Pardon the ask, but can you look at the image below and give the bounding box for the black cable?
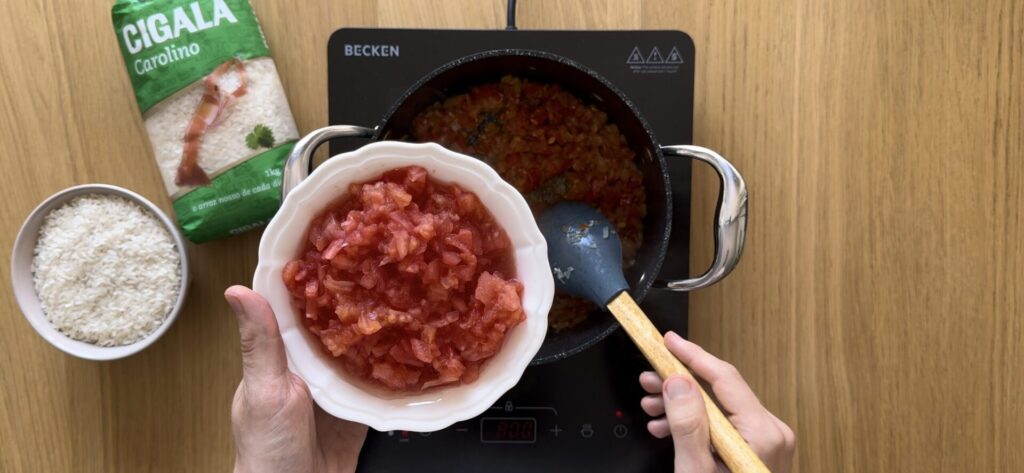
[506,0,518,30]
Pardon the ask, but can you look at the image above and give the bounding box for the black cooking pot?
[282,50,747,364]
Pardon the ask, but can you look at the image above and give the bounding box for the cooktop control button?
[580,424,594,438]
[550,425,563,437]
[613,424,628,438]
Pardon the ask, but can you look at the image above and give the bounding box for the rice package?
[112,0,298,242]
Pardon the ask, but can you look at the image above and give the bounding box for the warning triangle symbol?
[626,47,645,64]
[665,46,684,64]
[646,46,665,64]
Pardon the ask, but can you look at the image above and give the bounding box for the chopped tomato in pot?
[283,166,525,392]
[410,76,646,331]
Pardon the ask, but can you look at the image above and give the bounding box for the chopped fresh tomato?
[284,166,524,392]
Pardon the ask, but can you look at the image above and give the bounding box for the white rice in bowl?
[31,194,181,346]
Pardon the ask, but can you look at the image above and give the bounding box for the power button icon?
[613,424,628,438]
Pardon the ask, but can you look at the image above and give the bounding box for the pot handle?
[656,145,748,291]
[282,125,375,200]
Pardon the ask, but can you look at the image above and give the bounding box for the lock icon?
[580,423,594,438]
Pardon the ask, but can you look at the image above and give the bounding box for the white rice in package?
[112,0,298,242]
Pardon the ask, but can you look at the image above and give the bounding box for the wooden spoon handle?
[606,292,770,473]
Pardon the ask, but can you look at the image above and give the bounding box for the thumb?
[663,376,716,473]
[225,285,288,387]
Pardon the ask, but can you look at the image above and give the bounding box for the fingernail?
[225,292,244,317]
[665,377,692,400]
[664,331,681,343]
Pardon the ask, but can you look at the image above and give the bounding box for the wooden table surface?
[1,1,1021,471]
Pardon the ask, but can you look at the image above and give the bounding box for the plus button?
[549,425,563,437]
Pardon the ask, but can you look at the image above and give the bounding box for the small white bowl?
[254,141,553,432]
[10,184,190,361]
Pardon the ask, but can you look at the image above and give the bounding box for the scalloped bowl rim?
[253,141,553,432]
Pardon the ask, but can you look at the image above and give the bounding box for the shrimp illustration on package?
[112,0,299,242]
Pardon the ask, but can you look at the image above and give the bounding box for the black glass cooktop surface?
[328,27,695,473]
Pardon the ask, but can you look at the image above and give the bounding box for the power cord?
[506,0,518,30]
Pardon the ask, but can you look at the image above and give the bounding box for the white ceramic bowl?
[254,141,553,432]
[10,184,191,361]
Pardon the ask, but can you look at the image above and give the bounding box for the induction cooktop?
[327,27,696,473]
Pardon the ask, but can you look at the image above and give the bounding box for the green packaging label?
[173,143,293,243]
[113,0,298,243]
[112,0,270,114]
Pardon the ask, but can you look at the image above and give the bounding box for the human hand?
[225,285,368,473]
[639,332,795,473]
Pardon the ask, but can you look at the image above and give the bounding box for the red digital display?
[480,417,537,443]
